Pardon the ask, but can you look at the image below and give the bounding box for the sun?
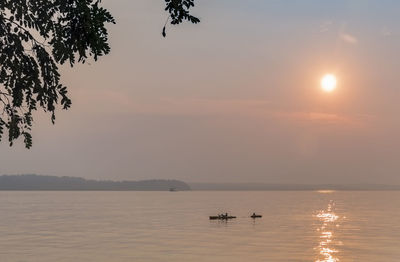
[321,74,337,92]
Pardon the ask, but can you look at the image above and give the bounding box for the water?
[0,191,399,261]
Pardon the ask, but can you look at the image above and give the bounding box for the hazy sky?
[1,0,400,184]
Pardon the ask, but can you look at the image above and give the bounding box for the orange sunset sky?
[2,0,400,184]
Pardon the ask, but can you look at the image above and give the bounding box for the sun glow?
[321,74,337,92]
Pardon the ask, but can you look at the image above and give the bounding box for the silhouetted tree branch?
[163,0,200,37]
[0,0,199,148]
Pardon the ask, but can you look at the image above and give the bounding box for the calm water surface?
[0,191,399,261]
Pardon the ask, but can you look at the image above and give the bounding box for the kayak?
[250,215,262,218]
[209,216,236,220]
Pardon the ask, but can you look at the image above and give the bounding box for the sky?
[1,0,400,184]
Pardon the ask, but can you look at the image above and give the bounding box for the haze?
[1,0,400,184]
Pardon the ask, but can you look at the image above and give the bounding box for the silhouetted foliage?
[0,0,199,148]
[0,0,115,148]
[162,0,200,37]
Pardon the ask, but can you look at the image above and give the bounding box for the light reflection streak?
[314,200,341,262]
[317,190,336,194]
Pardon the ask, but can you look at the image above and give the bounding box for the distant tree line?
[0,174,191,191]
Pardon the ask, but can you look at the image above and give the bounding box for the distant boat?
[209,214,236,220]
[169,188,177,192]
[250,213,262,218]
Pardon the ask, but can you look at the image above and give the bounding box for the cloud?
[130,97,367,127]
[134,98,272,116]
[381,27,394,37]
[319,21,333,33]
[73,93,272,117]
[71,90,369,128]
[340,33,358,44]
[278,111,373,128]
[287,112,350,123]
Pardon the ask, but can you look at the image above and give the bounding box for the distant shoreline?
[188,183,400,191]
[1,175,399,191]
[0,174,191,191]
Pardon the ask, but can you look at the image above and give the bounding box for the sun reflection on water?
[314,201,341,262]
